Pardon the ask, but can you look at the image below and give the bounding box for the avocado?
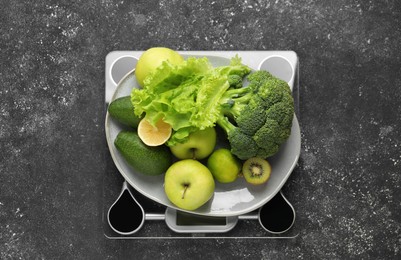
[108,96,141,128]
[114,131,172,176]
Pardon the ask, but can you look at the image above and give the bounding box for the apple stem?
[182,184,189,199]
[191,148,196,160]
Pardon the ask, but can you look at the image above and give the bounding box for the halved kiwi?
[242,157,271,185]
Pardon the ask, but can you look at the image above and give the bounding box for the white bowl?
[105,54,301,217]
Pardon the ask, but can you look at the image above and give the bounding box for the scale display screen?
[176,211,227,226]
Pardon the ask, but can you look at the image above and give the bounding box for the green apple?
[169,127,216,160]
[164,159,215,211]
[135,47,184,87]
[207,148,241,183]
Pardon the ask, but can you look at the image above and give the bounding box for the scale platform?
[102,50,301,239]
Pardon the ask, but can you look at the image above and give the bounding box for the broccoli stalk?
[216,70,294,160]
[219,87,253,118]
[216,116,259,160]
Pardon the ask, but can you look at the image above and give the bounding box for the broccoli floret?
[247,70,273,87]
[237,105,267,136]
[228,74,243,89]
[216,70,294,159]
[265,101,294,128]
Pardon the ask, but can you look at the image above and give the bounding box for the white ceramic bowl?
[105,54,301,217]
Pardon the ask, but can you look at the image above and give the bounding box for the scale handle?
[146,212,260,221]
[145,213,165,221]
[238,213,259,220]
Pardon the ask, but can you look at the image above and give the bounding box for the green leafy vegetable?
[131,56,251,145]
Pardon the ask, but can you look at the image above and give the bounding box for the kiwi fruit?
[242,157,271,185]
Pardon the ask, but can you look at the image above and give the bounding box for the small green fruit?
[207,148,241,183]
[242,157,271,185]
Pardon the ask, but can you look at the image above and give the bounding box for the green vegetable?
[131,54,294,159]
[108,96,142,128]
[131,56,251,145]
[227,74,244,89]
[114,131,172,176]
[216,70,294,159]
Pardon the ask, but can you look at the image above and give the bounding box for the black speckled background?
[1,0,400,259]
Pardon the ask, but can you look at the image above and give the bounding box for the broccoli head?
[217,70,294,160]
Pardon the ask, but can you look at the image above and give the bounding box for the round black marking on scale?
[107,183,145,235]
[258,191,295,234]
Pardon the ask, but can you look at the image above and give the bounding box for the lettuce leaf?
[131,56,251,145]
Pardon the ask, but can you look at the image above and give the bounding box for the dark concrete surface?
[1,0,400,259]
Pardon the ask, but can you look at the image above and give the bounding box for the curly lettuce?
[131,56,251,145]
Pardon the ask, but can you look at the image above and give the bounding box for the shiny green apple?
[135,47,184,87]
[164,159,215,211]
[169,128,216,160]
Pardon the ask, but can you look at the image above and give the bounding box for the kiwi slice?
[242,157,272,185]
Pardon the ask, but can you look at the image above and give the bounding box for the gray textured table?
[1,1,400,259]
